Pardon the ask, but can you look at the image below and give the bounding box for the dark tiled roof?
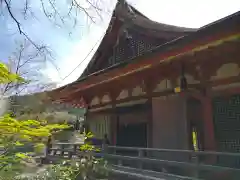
[80,0,196,78]
[55,2,239,93]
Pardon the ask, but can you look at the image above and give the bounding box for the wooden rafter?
[50,30,240,109]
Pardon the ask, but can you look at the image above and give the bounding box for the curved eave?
[51,9,240,99]
[51,31,240,102]
[117,8,197,34]
[80,2,197,78]
[81,10,239,81]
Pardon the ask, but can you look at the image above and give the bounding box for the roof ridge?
[115,0,196,32]
[80,0,197,78]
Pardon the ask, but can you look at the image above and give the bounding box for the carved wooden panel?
[111,30,160,63]
[154,79,172,92]
[90,96,100,106]
[210,63,240,81]
[101,94,111,104]
[116,89,129,100]
[176,74,200,85]
[132,85,145,96]
[99,29,166,71]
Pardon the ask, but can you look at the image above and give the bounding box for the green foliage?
[16,132,108,180]
[27,158,108,180]
[0,62,24,83]
[0,114,68,147]
[79,131,99,152]
[0,114,69,177]
[0,62,70,178]
[1,61,108,179]
[84,132,94,139]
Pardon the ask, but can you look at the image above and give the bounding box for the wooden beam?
[59,33,240,98]
[54,74,240,109]
[210,76,240,87]
[90,88,176,109]
[54,38,240,108]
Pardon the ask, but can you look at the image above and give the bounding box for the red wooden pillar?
[144,74,155,148]
[202,94,216,151]
[196,61,216,151]
[110,102,118,145]
[147,108,152,147]
[147,98,153,148]
[110,111,117,145]
[109,90,119,145]
[191,91,216,151]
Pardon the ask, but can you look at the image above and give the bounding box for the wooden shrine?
[50,0,240,155]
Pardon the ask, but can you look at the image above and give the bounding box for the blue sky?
[0,0,239,88]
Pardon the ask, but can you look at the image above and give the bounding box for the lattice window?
[92,29,168,72]
[212,94,240,167]
[106,29,165,68]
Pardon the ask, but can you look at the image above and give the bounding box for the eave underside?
[50,31,240,108]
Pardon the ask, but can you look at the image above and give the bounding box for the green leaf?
[15,153,28,159]
[0,62,25,83]
[14,141,24,146]
[34,143,45,153]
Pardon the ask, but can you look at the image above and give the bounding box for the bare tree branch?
[3,0,104,36]
[73,0,96,23]
[1,0,105,96]
[3,0,62,75]
[3,0,22,34]
[15,42,24,74]
[2,40,57,96]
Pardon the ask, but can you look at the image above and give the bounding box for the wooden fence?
[42,143,240,180]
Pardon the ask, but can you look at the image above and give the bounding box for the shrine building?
[50,1,240,153]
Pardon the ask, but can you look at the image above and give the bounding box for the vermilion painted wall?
[152,95,189,150]
[151,95,189,162]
